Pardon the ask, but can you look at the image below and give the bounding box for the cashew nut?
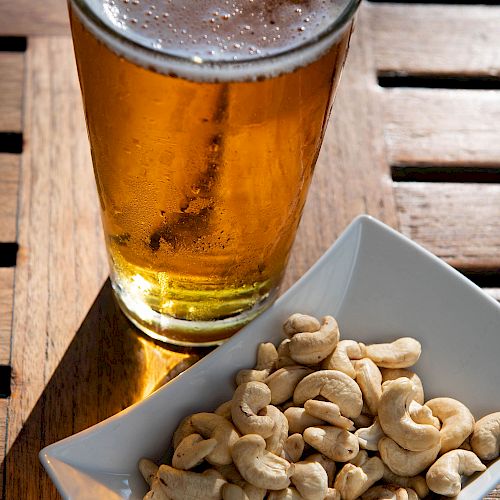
[378,378,440,451]
[321,340,365,378]
[361,485,418,500]
[407,400,440,430]
[139,458,159,486]
[231,382,275,438]
[426,449,486,496]
[260,405,288,455]
[221,482,265,500]
[333,456,384,500]
[190,413,240,465]
[471,412,500,461]
[380,368,425,405]
[284,407,326,434]
[173,415,197,449]
[354,358,382,415]
[236,343,278,385]
[157,464,226,500]
[243,484,266,500]
[426,397,475,454]
[325,488,341,500]
[293,370,363,418]
[355,418,385,451]
[172,433,217,470]
[302,453,336,487]
[352,413,373,429]
[378,436,440,476]
[214,463,246,487]
[215,400,233,420]
[231,434,293,490]
[303,426,359,462]
[288,316,340,365]
[304,399,354,430]
[222,483,248,500]
[267,488,302,500]
[290,460,328,500]
[283,313,320,337]
[382,466,429,498]
[144,477,170,500]
[349,449,369,467]
[265,366,313,405]
[364,338,421,369]
[284,433,305,463]
[276,339,295,368]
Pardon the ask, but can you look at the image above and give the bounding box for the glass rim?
[69,0,361,71]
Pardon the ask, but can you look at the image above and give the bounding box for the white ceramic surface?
[40,215,500,499]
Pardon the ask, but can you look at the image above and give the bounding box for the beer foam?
[73,0,357,81]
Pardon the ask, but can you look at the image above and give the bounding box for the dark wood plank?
[370,4,500,77]
[395,182,500,271]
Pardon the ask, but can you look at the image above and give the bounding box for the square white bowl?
[40,215,500,499]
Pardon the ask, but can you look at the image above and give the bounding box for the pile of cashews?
[140,313,500,500]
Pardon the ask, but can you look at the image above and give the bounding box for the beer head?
[70,0,359,81]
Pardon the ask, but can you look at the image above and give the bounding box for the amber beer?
[69,0,359,345]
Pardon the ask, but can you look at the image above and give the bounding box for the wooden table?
[0,1,499,498]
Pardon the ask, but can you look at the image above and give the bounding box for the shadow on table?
[2,280,209,500]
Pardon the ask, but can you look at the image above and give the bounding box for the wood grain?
[0,268,14,365]
[370,3,500,77]
[0,53,24,132]
[395,182,500,271]
[5,36,108,461]
[382,89,500,167]
[283,7,398,289]
[0,0,69,36]
[0,155,20,242]
[4,281,200,500]
[0,1,499,498]
[0,399,9,495]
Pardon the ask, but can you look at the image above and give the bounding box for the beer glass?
[69,0,360,345]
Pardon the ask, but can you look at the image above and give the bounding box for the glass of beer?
[68,0,360,345]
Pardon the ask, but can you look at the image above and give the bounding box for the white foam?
[70,0,358,82]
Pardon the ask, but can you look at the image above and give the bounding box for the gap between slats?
[0,37,27,52]
[379,74,500,90]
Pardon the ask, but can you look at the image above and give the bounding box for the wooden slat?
[5,36,108,473]
[382,89,500,166]
[0,269,14,365]
[370,4,500,76]
[0,0,68,36]
[0,399,9,495]
[283,5,397,288]
[0,155,20,242]
[0,53,24,132]
[4,281,199,500]
[395,183,500,270]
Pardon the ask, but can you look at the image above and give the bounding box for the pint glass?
[69,0,360,345]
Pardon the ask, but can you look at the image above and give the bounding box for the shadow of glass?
[2,279,208,499]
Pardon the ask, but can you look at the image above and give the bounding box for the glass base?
[112,281,278,346]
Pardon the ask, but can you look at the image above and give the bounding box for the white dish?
[40,215,500,499]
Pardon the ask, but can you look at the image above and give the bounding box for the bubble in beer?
[100,0,348,62]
